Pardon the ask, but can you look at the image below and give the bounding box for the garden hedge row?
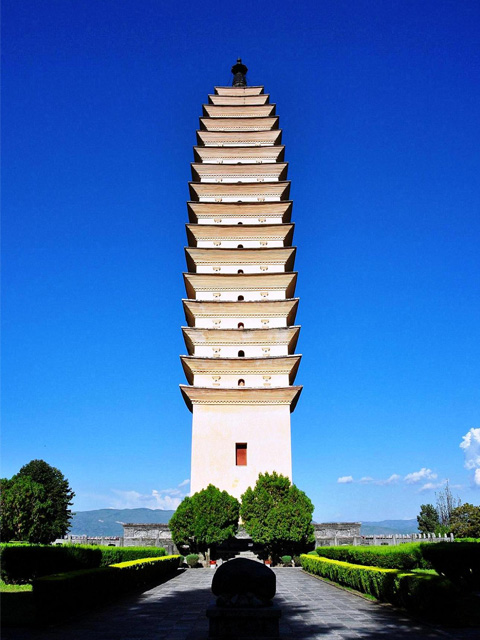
[312,543,428,571]
[300,554,458,616]
[0,544,167,584]
[420,542,480,589]
[33,555,180,621]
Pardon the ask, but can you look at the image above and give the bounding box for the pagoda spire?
[231,58,248,87]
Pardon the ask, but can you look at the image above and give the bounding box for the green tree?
[417,503,439,534]
[1,460,75,543]
[169,484,240,557]
[449,503,480,538]
[240,472,314,560]
[435,481,461,527]
[0,476,54,543]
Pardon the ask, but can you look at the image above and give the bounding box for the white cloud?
[404,468,438,484]
[460,429,480,486]
[337,476,354,484]
[178,479,190,488]
[474,469,480,487]
[359,477,374,484]
[110,483,189,511]
[379,474,401,485]
[418,481,446,492]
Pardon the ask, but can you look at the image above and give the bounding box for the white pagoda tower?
[180,60,302,500]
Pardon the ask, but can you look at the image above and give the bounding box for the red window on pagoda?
[236,443,247,466]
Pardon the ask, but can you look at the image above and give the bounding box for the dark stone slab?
[207,602,281,639]
[212,558,276,606]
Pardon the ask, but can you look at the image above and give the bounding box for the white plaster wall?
[196,265,284,274]
[195,318,287,329]
[190,403,292,500]
[197,217,284,225]
[198,196,281,203]
[199,178,279,183]
[204,142,275,147]
[200,159,276,164]
[198,241,283,248]
[193,373,289,387]
[194,345,287,358]
[198,291,285,301]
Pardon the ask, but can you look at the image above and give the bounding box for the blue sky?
[2,0,480,522]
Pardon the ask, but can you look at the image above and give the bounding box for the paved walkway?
[3,568,478,639]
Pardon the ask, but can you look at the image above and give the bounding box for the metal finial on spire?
[231,58,248,87]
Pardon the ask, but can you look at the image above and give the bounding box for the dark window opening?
[238,269,244,274]
[237,244,244,248]
[238,322,244,329]
[238,350,245,357]
[238,222,243,225]
[238,295,244,301]
[236,443,247,466]
[238,379,245,387]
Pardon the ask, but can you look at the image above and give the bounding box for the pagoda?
[180,60,302,500]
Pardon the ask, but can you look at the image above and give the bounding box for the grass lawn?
[1,580,33,592]
[1,581,36,627]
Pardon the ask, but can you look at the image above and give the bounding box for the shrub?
[0,544,101,584]
[293,555,302,567]
[186,553,199,568]
[95,546,167,566]
[281,555,292,566]
[300,555,458,616]
[420,541,480,589]
[240,472,314,559]
[169,485,239,555]
[33,555,180,621]
[313,543,428,571]
[0,544,168,584]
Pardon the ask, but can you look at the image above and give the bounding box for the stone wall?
[123,523,178,555]
[122,522,363,552]
[313,522,362,547]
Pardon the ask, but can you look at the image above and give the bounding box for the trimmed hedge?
[420,541,480,589]
[95,546,167,566]
[33,555,180,621]
[0,544,167,584]
[313,543,428,571]
[300,555,458,616]
[0,544,101,584]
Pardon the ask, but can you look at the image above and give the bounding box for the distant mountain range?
[360,519,418,535]
[69,509,419,537]
[69,508,175,537]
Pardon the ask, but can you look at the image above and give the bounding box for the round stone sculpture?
[211,558,276,607]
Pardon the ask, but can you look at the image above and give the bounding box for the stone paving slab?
[2,567,479,639]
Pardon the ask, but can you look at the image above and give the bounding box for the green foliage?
[313,543,429,571]
[293,555,302,567]
[0,477,52,544]
[281,555,292,565]
[94,546,167,566]
[449,503,480,538]
[0,544,101,584]
[300,555,459,617]
[0,543,167,584]
[417,504,439,534]
[435,481,461,527]
[185,553,199,568]
[1,460,75,544]
[169,484,240,553]
[420,541,480,589]
[33,556,180,623]
[240,472,314,559]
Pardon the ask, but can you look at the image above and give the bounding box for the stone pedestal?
[207,603,281,639]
